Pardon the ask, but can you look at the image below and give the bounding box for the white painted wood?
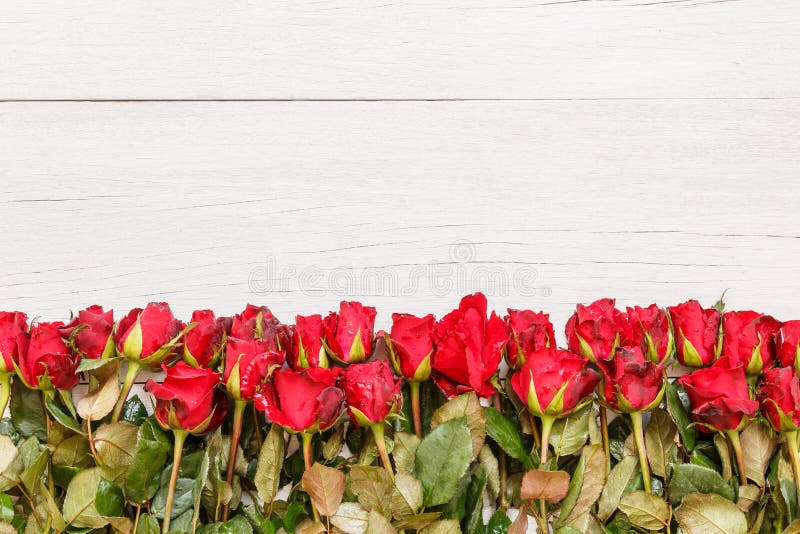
[2,0,799,100]
[2,100,798,337]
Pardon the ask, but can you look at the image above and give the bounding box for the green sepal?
[678,331,704,368]
[226,358,242,401]
[348,406,375,427]
[138,322,197,369]
[348,329,367,363]
[412,354,432,382]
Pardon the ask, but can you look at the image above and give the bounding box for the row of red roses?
[3,295,800,528]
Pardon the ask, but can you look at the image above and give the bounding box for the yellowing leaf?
[674,492,747,534]
[302,462,345,517]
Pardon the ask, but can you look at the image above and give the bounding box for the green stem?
[0,373,11,419]
[599,406,611,474]
[301,432,321,523]
[630,411,652,493]
[371,424,395,481]
[111,361,141,423]
[222,400,247,521]
[493,394,508,510]
[538,415,555,529]
[162,429,188,534]
[786,431,800,508]
[726,429,748,486]
[410,381,422,439]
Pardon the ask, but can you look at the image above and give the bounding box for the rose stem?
[599,405,611,473]
[492,394,508,510]
[162,429,188,534]
[726,429,748,486]
[301,432,321,523]
[111,361,141,423]
[630,411,652,493]
[528,412,541,450]
[371,423,395,482]
[252,408,264,450]
[410,381,423,439]
[785,431,800,506]
[222,399,247,521]
[0,373,11,420]
[538,415,556,530]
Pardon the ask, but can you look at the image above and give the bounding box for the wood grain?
[2,0,798,100]
[2,99,798,336]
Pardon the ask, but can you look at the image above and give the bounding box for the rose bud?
[565,298,629,362]
[146,362,229,435]
[59,305,114,360]
[432,293,509,398]
[182,309,226,368]
[625,304,674,364]
[668,300,720,367]
[598,346,666,413]
[17,322,79,390]
[230,304,292,352]
[510,348,601,420]
[323,301,378,364]
[777,321,800,369]
[253,367,344,433]
[115,302,185,368]
[341,360,403,426]
[758,366,800,433]
[224,337,285,402]
[677,356,758,432]
[720,310,782,375]
[384,313,435,381]
[0,312,29,375]
[505,309,555,370]
[290,314,328,369]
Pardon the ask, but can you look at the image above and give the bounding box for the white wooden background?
[2,0,800,341]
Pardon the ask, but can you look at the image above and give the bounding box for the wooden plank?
[2,100,797,333]
[1,0,798,100]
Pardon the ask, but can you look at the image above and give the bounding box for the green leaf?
[52,434,92,468]
[254,425,285,506]
[0,494,13,523]
[619,491,670,530]
[94,421,139,470]
[392,512,441,530]
[557,444,606,526]
[391,472,423,519]
[76,356,121,373]
[668,464,735,506]
[125,419,172,504]
[136,513,160,534]
[484,407,528,464]
[121,395,149,425]
[420,519,462,534]
[463,465,487,534]
[486,510,511,534]
[431,392,486,458]
[43,393,85,435]
[19,441,48,495]
[479,444,501,498]
[9,380,46,441]
[152,477,195,519]
[666,382,697,451]
[674,492,747,533]
[644,408,678,479]
[596,456,639,522]
[440,473,470,520]
[393,432,421,474]
[0,435,22,492]
[415,416,473,507]
[62,467,110,529]
[549,404,591,457]
[350,465,393,518]
[95,477,125,517]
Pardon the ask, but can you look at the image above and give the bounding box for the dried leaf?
[674,492,747,534]
[331,502,370,534]
[76,360,120,421]
[644,408,677,479]
[420,519,462,534]
[520,469,570,502]
[393,432,421,474]
[302,462,345,517]
[367,510,397,534]
[350,465,393,517]
[255,425,285,505]
[619,491,670,530]
[740,421,776,487]
[508,506,529,534]
[391,472,423,519]
[558,444,606,525]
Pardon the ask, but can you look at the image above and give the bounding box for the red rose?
[511,348,600,418]
[290,314,328,369]
[224,337,285,401]
[115,302,184,368]
[230,304,292,352]
[18,322,79,390]
[598,346,666,413]
[668,300,720,367]
[323,301,377,364]
[777,320,800,369]
[146,362,229,435]
[625,304,674,364]
[720,310,781,375]
[432,293,509,398]
[758,366,800,432]
[341,360,402,426]
[0,312,28,375]
[385,313,435,381]
[565,298,628,362]
[677,357,758,432]
[59,305,114,360]
[182,309,225,368]
[254,367,344,433]
[505,309,555,369]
